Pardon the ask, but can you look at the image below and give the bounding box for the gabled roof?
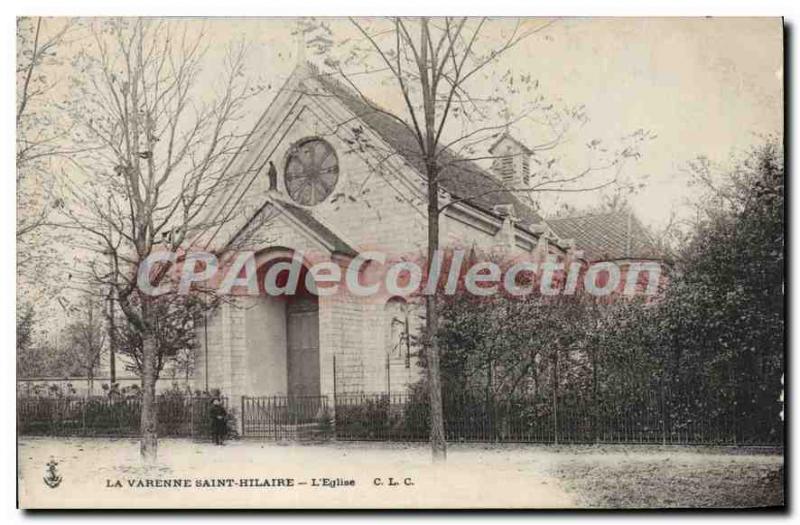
[203,62,547,253]
[546,211,661,262]
[226,197,358,258]
[308,66,544,229]
[488,132,533,155]
[276,200,358,257]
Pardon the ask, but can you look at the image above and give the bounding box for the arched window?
[384,297,410,369]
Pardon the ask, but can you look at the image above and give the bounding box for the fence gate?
[241,396,331,440]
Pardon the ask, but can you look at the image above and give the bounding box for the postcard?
[16,16,784,509]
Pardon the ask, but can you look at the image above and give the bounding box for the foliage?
[421,138,784,444]
[649,139,784,431]
[17,385,235,440]
[594,140,784,438]
[314,407,335,439]
[18,382,79,398]
[334,397,391,439]
[16,303,39,376]
[16,303,80,379]
[431,255,600,403]
[113,294,205,379]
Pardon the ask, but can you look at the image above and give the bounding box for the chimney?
[489,132,532,188]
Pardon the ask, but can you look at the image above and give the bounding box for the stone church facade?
[192,61,660,407]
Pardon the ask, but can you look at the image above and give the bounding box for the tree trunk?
[425,297,446,461]
[140,331,158,462]
[591,348,598,444]
[552,351,559,445]
[418,18,446,462]
[425,169,446,463]
[108,289,117,385]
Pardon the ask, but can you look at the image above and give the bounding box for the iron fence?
[240,395,331,440]
[331,385,783,445]
[17,395,229,440]
[20,386,782,446]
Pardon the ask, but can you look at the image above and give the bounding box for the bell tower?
[489,132,533,188]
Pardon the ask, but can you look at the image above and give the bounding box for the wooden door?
[286,298,320,397]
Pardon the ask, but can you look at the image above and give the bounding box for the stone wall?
[193,76,551,406]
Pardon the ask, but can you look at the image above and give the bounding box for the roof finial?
[500,102,511,135]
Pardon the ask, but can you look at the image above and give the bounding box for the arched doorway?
[240,250,327,438]
[258,250,321,397]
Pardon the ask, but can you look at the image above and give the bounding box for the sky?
[184,17,783,226]
[537,17,783,222]
[35,17,784,228]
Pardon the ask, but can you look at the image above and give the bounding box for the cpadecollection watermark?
[137,250,663,299]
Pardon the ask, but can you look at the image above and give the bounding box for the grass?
[546,446,784,508]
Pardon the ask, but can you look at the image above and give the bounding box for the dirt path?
[20,438,782,509]
[18,438,576,509]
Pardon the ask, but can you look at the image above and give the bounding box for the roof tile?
[546,211,660,261]
[310,69,544,229]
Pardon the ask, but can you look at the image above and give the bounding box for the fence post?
[552,354,559,445]
[592,355,599,445]
[241,396,246,438]
[332,355,338,440]
[332,355,337,404]
[659,381,667,445]
[730,375,738,446]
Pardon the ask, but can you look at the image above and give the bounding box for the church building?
[192,61,660,411]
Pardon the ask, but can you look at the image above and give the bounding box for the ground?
[17,437,783,509]
[543,444,784,508]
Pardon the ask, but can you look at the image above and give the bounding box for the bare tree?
[17,16,80,309]
[63,294,107,395]
[17,17,73,240]
[306,17,653,461]
[58,19,265,460]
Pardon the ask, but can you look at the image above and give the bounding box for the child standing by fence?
[210,398,227,445]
